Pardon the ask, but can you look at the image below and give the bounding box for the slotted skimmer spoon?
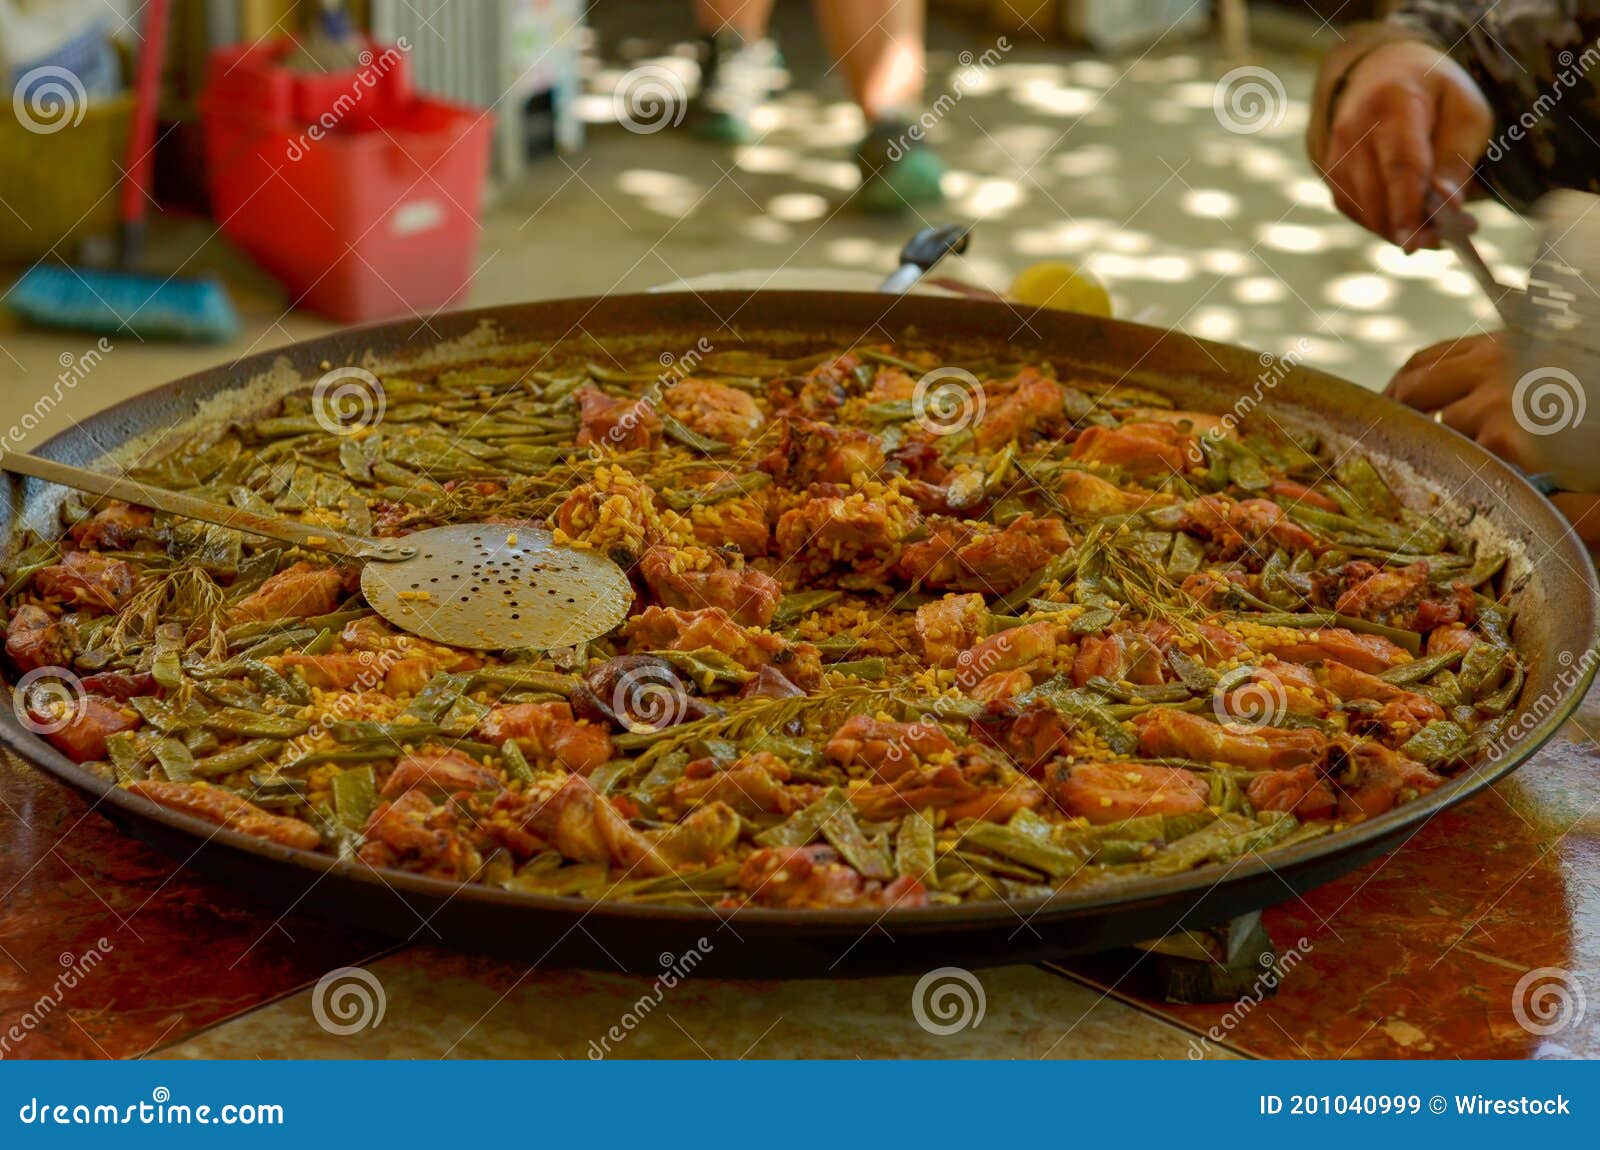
[1,451,634,650]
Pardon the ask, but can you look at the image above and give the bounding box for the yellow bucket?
[0,93,132,262]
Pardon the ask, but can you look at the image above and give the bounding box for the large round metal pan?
[3,291,1595,977]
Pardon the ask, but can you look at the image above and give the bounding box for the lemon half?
[1008,261,1113,317]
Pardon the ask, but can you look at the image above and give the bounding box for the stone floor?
[0,2,1526,447]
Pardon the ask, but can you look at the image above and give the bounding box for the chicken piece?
[761,417,885,486]
[998,703,1075,772]
[276,653,373,690]
[638,545,782,627]
[654,801,743,867]
[667,752,821,817]
[383,656,441,698]
[67,501,153,549]
[226,561,344,625]
[1427,623,1477,656]
[973,370,1066,450]
[1319,661,1445,741]
[1071,629,1165,687]
[825,714,956,781]
[739,665,805,700]
[1180,495,1317,562]
[1045,760,1208,825]
[1134,708,1327,770]
[475,702,615,775]
[1071,421,1196,478]
[1218,660,1333,717]
[971,669,1033,702]
[915,593,990,668]
[850,752,1043,823]
[1114,407,1236,439]
[1259,627,1411,674]
[774,489,919,578]
[688,495,771,557]
[1057,469,1176,517]
[1268,479,1340,513]
[623,606,822,688]
[771,353,861,415]
[359,789,482,879]
[1330,561,1429,619]
[38,695,141,762]
[573,382,661,451]
[129,780,322,851]
[955,621,1059,689]
[78,671,158,700]
[514,775,672,876]
[895,514,1071,595]
[661,378,765,444]
[734,844,928,910]
[866,366,917,402]
[552,464,691,561]
[1337,742,1443,820]
[1246,764,1336,819]
[4,604,70,673]
[382,746,505,799]
[33,551,137,612]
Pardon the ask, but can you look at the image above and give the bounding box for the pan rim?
[4,290,1595,933]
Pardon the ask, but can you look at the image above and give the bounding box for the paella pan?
[0,291,1593,976]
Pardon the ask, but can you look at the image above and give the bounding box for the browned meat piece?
[739,665,805,700]
[1134,708,1327,770]
[1427,622,1477,656]
[970,669,1032,701]
[37,695,140,762]
[767,353,862,415]
[762,418,886,485]
[1071,422,1195,478]
[129,780,323,851]
[513,775,671,876]
[34,551,137,612]
[774,490,918,577]
[1314,560,1474,632]
[825,714,956,781]
[1247,764,1337,820]
[1259,627,1411,674]
[1045,760,1208,824]
[623,605,822,688]
[1057,469,1176,517]
[276,653,373,690]
[67,501,153,549]
[996,703,1075,772]
[638,545,782,627]
[733,844,927,909]
[1179,495,1317,562]
[359,789,482,880]
[972,369,1066,450]
[896,514,1070,595]
[382,746,505,799]
[915,593,989,668]
[226,561,343,624]
[1070,630,1165,687]
[4,604,70,673]
[667,752,821,817]
[850,752,1043,823]
[1336,742,1443,820]
[661,379,765,443]
[475,702,615,775]
[573,382,661,451]
[955,621,1059,688]
[78,671,158,700]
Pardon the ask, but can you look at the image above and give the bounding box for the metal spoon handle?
[1429,194,1524,329]
[1,450,414,562]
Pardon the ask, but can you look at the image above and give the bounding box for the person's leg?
[693,0,783,143]
[811,0,923,122]
[694,0,775,39]
[812,0,943,212]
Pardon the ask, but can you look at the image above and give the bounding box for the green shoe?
[692,32,784,144]
[856,119,946,214]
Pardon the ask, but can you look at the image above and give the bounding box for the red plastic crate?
[201,40,491,323]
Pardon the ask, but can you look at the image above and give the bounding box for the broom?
[6,0,238,342]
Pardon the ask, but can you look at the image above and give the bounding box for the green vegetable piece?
[152,737,196,782]
[894,809,938,887]
[960,820,1081,879]
[500,739,536,784]
[754,787,851,848]
[332,765,378,832]
[821,805,893,880]
[192,738,280,779]
[1400,720,1469,765]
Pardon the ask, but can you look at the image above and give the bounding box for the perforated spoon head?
[359,524,633,651]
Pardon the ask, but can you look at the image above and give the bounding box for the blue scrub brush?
[6,0,238,343]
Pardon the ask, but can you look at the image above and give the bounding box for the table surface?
[3,673,1595,1060]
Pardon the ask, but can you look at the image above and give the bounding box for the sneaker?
[856,118,946,214]
[693,32,785,144]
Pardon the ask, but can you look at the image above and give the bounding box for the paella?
[0,341,1524,911]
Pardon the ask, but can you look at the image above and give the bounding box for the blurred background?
[0,0,1523,443]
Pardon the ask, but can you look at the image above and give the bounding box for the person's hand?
[1315,39,1493,251]
[1387,332,1531,467]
